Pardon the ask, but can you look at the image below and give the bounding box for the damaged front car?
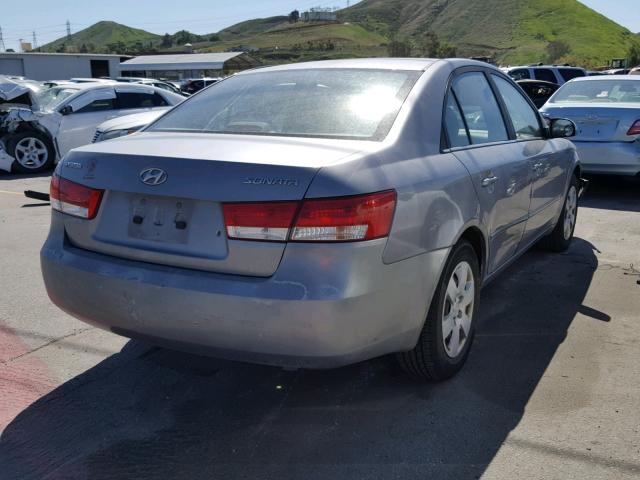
[1,78,184,174]
[0,76,71,173]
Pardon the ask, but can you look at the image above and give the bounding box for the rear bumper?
[41,213,447,368]
[573,141,640,176]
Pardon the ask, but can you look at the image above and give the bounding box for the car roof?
[239,58,443,74]
[504,65,583,70]
[567,75,640,82]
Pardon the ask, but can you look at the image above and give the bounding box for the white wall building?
[0,52,127,80]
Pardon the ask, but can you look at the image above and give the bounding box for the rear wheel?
[7,131,55,174]
[541,175,579,252]
[396,240,480,381]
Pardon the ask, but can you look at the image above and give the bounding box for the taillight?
[223,201,299,241]
[627,120,640,136]
[222,190,396,243]
[50,174,104,219]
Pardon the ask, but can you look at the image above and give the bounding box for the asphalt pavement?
[0,171,639,480]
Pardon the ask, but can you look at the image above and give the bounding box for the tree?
[289,10,300,23]
[438,43,457,58]
[161,33,173,48]
[209,34,220,42]
[79,43,88,53]
[547,40,570,63]
[628,43,640,68]
[387,38,412,57]
[420,31,440,57]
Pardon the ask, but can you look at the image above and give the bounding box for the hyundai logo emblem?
[140,168,168,186]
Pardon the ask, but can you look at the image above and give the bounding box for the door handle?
[481,175,499,188]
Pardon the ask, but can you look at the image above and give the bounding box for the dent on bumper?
[41,216,448,368]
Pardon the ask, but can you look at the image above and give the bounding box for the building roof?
[119,52,259,71]
[0,52,127,59]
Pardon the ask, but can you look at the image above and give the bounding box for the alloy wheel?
[14,137,49,170]
[563,186,578,240]
[442,261,475,358]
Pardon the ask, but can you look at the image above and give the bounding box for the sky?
[1,0,639,52]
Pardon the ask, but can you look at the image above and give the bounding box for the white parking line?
[0,189,22,196]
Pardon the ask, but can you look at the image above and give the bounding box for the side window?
[558,68,585,82]
[492,75,542,140]
[443,93,470,148]
[75,98,115,113]
[508,69,530,80]
[452,72,509,145]
[533,68,557,83]
[116,92,167,109]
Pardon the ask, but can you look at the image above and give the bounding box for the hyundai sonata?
[41,59,581,380]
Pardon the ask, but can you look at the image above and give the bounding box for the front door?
[57,89,118,156]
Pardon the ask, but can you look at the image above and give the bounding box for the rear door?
[490,74,567,246]
[445,70,532,274]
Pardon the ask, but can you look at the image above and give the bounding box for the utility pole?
[66,20,71,39]
[0,26,6,52]
[32,31,37,49]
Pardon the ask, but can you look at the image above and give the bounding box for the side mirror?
[550,118,576,138]
[59,105,73,116]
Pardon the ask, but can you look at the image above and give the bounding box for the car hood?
[0,77,32,102]
[97,108,170,132]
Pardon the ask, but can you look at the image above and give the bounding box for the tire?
[396,240,480,381]
[7,131,55,174]
[541,175,579,252]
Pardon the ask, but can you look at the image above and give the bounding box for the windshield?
[34,86,79,110]
[550,79,640,104]
[148,68,421,141]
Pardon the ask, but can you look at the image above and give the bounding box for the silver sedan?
[541,75,640,176]
[41,58,581,381]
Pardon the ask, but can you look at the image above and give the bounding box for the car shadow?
[581,174,640,212]
[0,238,602,479]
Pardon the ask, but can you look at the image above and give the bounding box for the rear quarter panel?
[305,60,482,265]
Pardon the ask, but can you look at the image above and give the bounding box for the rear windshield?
[148,69,421,141]
[550,79,640,104]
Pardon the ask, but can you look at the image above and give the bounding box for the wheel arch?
[452,222,488,282]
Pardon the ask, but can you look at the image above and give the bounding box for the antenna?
[0,26,6,52]
[66,20,72,38]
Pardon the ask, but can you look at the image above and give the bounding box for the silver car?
[541,76,640,176]
[41,59,581,381]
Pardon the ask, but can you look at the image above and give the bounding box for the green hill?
[40,21,160,53]
[340,0,639,66]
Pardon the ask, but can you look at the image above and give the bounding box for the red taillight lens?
[291,190,397,242]
[50,174,104,219]
[222,190,397,242]
[223,201,299,241]
[627,120,640,136]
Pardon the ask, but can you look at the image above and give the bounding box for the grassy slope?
[41,21,159,52]
[201,20,388,63]
[340,0,639,67]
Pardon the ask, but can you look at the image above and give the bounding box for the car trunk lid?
[542,103,640,142]
[58,132,369,276]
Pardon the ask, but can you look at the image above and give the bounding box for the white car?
[0,81,183,173]
[92,108,170,143]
